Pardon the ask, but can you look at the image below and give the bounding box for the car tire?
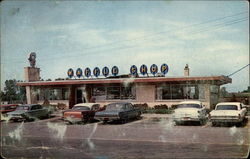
[103,120,108,124]
[236,122,243,127]
[175,121,180,126]
[200,119,206,125]
[121,118,127,124]
[212,122,217,127]
[136,113,141,120]
[44,114,49,119]
[67,121,73,125]
[26,117,34,122]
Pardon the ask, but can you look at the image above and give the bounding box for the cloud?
[174,31,211,40]
[204,40,245,52]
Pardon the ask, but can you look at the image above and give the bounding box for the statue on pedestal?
[28,52,36,67]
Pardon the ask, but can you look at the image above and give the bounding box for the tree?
[0,79,26,103]
[242,86,250,93]
[220,87,228,97]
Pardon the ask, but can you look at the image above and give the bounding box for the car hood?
[174,108,199,115]
[7,110,27,115]
[210,110,240,116]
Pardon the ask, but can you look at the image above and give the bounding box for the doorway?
[76,88,86,104]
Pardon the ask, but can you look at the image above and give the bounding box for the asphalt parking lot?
[1,114,250,159]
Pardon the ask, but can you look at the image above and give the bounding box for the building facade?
[18,65,231,109]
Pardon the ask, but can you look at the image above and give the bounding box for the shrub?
[171,104,179,109]
[133,103,148,112]
[154,104,168,109]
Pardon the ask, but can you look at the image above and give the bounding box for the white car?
[172,101,207,125]
[209,102,247,126]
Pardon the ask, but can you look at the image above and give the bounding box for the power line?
[0,11,248,64]
[37,11,249,60]
[39,16,249,61]
[227,64,250,77]
[1,16,248,64]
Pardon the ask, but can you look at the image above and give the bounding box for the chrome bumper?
[210,118,242,123]
[95,116,120,121]
[173,117,201,122]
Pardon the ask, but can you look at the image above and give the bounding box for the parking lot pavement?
[18,113,250,129]
[141,113,171,119]
[3,114,250,159]
[1,113,250,159]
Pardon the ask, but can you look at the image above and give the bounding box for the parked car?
[1,104,19,121]
[209,102,247,126]
[63,103,103,124]
[95,102,141,123]
[172,101,207,125]
[6,104,49,122]
[0,104,18,114]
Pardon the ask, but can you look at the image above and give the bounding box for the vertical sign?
[111,66,119,76]
[150,64,158,76]
[76,68,82,78]
[102,66,109,77]
[93,67,100,78]
[84,67,91,77]
[140,64,148,75]
[161,63,169,75]
[67,68,74,78]
[130,65,137,76]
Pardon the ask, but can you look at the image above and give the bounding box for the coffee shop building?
[17,64,232,109]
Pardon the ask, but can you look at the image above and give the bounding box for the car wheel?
[236,122,243,127]
[212,122,217,127]
[175,121,180,126]
[200,119,206,125]
[13,119,18,122]
[121,118,127,124]
[67,121,73,125]
[26,117,34,122]
[103,120,108,124]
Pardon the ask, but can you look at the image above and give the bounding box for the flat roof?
[17,76,232,86]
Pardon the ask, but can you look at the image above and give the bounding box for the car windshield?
[216,105,238,110]
[72,106,90,110]
[106,103,124,111]
[16,106,30,110]
[177,104,201,109]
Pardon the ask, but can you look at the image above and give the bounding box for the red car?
[63,103,104,124]
[0,104,18,114]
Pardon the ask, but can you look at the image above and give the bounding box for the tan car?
[63,103,104,124]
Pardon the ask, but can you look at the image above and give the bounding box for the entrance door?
[76,89,83,104]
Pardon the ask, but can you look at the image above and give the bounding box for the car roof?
[216,102,241,106]
[73,103,99,108]
[179,100,202,105]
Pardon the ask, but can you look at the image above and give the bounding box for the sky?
[0,0,249,92]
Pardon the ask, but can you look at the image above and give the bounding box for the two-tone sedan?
[63,103,102,124]
[0,104,18,114]
[1,104,19,121]
[172,101,207,125]
[6,104,49,122]
[209,102,247,126]
[95,102,141,124]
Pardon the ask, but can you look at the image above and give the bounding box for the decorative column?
[25,86,37,104]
